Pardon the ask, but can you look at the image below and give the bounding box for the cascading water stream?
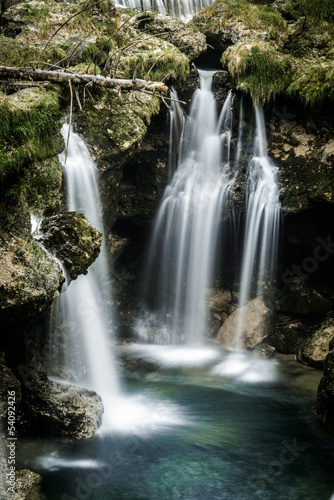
[144,70,236,344]
[234,106,281,347]
[115,0,212,21]
[57,124,120,423]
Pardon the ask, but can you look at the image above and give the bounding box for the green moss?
[194,0,286,42]
[0,36,67,68]
[283,0,334,22]
[23,157,63,213]
[222,42,295,103]
[113,36,190,83]
[287,61,334,106]
[0,88,62,181]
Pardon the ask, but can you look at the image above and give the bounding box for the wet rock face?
[40,211,103,280]
[277,278,332,317]
[206,288,237,337]
[266,114,334,214]
[269,314,334,369]
[0,351,21,418]
[0,233,64,328]
[135,11,207,61]
[299,316,334,368]
[217,297,273,350]
[315,338,334,428]
[18,370,103,440]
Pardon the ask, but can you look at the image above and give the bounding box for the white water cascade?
[144,70,236,344]
[115,0,212,22]
[58,124,120,420]
[234,106,281,346]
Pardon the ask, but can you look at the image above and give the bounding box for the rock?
[277,278,332,317]
[299,315,334,368]
[268,118,334,214]
[108,232,129,267]
[0,352,21,418]
[0,234,64,327]
[136,12,207,61]
[18,371,103,440]
[206,288,237,335]
[253,343,276,358]
[217,297,272,349]
[40,212,103,280]
[13,469,43,500]
[269,319,312,354]
[190,0,283,51]
[314,338,334,428]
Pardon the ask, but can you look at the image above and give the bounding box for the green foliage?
[287,61,334,106]
[222,42,294,103]
[284,0,334,22]
[0,88,61,182]
[117,44,190,82]
[193,0,286,42]
[0,36,67,68]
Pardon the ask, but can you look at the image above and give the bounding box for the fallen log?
[0,66,169,93]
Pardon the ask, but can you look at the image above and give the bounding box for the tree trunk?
[0,66,169,93]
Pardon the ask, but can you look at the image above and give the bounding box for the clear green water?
[17,346,334,500]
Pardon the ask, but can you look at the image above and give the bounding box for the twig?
[37,0,109,68]
[75,87,82,110]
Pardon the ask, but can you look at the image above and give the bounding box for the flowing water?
[18,79,334,500]
[56,124,120,422]
[16,345,334,499]
[234,106,281,347]
[115,0,212,21]
[143,71,236,344]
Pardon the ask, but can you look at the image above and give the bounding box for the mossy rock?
[0,87,62,181]
[40,211,103,279]
[0,234,64,327]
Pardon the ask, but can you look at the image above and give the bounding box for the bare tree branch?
[0,66,169,92]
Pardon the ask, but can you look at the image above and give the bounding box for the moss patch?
[0,87,62,182]
[222,41,295,103]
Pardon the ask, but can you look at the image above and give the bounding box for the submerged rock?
[217,296,272,349]
[40,212,103,280]
[19,370,103,440]
[315,338,334,428]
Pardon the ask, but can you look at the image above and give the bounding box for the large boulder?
[0,233,64,327]
[299,316,334,368]
[40,212,103,280]
[269,319,313,354]
[217,296,272,349]
[314,338,334,428]
[190,0,285,51]
[18,370,103,440]
[135,11,207,61]
[206,288,237,336]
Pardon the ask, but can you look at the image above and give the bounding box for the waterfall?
[142,71,280,349]
[144,70,236,344]
[57,124,120,419]
[115,0,212,21]
[234,106,280,346]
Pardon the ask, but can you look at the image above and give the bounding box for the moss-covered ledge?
[190,0,334,107]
